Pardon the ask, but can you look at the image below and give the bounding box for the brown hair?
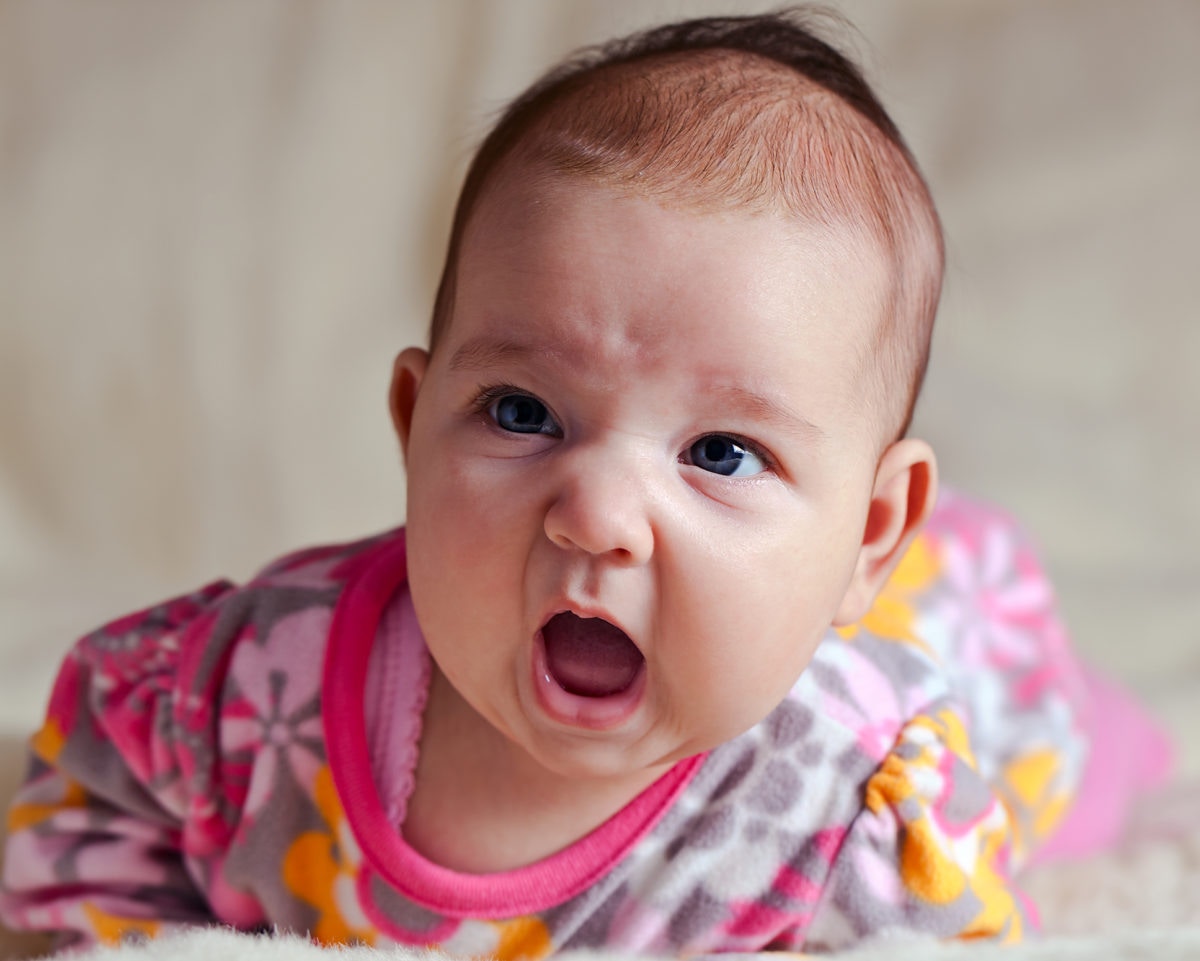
[429,8,944,440]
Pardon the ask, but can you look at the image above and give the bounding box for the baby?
[0,8,1117,957]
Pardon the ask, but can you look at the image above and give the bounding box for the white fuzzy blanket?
[13,922,1200,961]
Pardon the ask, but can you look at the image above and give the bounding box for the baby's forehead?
[475,163,888,285]
[452,158,911,456]
[439,44,942,444]
[463,168,893,386]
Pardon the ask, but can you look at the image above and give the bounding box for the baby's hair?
[429,7,944,442]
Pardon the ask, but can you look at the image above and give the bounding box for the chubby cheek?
[404,432,545,643]
[671,599,823,744]
[658,528,850,740]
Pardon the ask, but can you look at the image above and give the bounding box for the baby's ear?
[389,347,429,460]
[833,438,938,626]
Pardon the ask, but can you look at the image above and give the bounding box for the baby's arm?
[0,581,242,949]
[804,703,1031,949]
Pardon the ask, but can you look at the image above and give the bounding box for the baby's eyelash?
[732,435,777,471]
[691,433,779,473]
[468,382,529,414]
[467,387,778,473]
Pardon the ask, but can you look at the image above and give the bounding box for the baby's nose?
[542,447,655,565]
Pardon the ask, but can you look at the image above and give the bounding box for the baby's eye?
[684,435,766,477]
[489,393,559,435]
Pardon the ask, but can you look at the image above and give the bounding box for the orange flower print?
[81,903,161,946]
[7,720,93,834]
[281,766,376,945]
[865,711,1022,943]
[490,916,554,961]
[81,902,162,945]
[999,749,1071,864]
[438,916,554,961]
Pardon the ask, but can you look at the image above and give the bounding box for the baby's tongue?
[542,612,644,698]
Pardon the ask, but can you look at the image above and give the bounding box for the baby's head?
[430,9,943,445]
[390,10,943,784]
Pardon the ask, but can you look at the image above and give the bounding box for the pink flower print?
[924,520,1057,677]
[813,645,916,763]
[222,609,331,815]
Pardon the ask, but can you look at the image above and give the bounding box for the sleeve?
[0,581,237,950]
[803,704,1032,951]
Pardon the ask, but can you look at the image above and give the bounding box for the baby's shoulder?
[61,528,407,717]
[204,526,408,677]
[252,527,406,588]
[800,626,953,748]
[202,527,407,640]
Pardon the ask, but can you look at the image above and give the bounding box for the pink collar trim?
[323,531,706,918]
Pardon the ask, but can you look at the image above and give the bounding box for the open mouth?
[541,611,645,698]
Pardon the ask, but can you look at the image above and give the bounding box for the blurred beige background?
[0,0,1197,764]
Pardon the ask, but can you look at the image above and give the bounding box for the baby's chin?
[512,697,769,787]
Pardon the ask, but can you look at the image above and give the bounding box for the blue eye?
[685,435,766,477]
[490,393,559,435]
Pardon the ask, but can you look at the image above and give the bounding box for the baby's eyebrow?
[708,384,826,444]
[449,336,824,443]
[448,337,550,372]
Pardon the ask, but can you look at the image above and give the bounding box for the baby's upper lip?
[539,599,641,652]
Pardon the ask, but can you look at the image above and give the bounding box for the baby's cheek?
[670,600,805,710]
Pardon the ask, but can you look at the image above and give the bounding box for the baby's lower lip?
[532,630,647,731]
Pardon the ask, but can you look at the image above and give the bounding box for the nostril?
[544,515,650,563]
[542,468,654,562]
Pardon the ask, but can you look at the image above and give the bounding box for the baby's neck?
[401,666,667,874]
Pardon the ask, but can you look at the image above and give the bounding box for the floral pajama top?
[0,491,1088,955]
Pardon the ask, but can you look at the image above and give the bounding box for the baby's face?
[395,171,892,786]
